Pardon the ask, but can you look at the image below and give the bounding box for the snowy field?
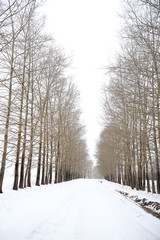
[0,179,160,240]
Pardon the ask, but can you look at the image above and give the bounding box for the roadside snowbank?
[102,180,160,203]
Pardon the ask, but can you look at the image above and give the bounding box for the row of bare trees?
[97,0,160,193]
[0,0,89,193]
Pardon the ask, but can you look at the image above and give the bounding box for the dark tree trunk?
[35,116,43,186]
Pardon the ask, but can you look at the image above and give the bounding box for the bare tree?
[0,0,36,193]
[98,0,160,193]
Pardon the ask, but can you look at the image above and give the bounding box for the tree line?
[0,0,89,193]
[96,0,160,193]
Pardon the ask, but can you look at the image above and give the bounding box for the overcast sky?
[41,0,121,163]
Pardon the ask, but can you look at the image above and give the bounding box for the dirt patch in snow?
[117,190,160,219]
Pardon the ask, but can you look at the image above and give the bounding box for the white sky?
[41,0,121,163]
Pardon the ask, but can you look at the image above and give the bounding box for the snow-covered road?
[0,179,160,240]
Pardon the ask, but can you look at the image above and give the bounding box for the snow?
[0,179,160,240]
[109,181,160,203]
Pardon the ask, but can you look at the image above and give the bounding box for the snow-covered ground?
[110,180,160,203]
[0,179,160,240]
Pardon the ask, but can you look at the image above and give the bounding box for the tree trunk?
[13,44,26,190]
[0,37,15,193]
[152,75,160,193]
[45,106,49,185]
[147,137,156,193]
[35,115,43,186]
[27,58,34,187]
[41,111,46,185]
[19,63,30,189]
